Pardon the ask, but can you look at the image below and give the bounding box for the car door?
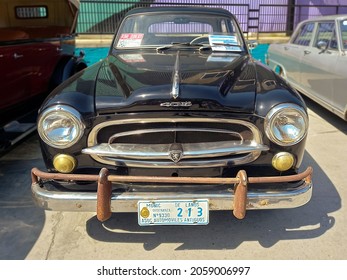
[299,21,338,107]
[0,43,32,110]
[331,19,347,117]
[278,22,315,87]
[27,40,61,97]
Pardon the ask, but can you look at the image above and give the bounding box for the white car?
[267,14,347,121]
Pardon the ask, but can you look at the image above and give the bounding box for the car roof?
[300,14,347,23]
[124,6,234,18]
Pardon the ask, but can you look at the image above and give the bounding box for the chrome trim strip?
[108,127,243,144]
[32,180,313,212]
[101,153,259,168]
[171,50,180,99]
[87,118,264,168]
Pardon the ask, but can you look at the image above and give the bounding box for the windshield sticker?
[208,35,241,52]
[343,20,347,26]
[119,54,145,63]
[117,33,144,47]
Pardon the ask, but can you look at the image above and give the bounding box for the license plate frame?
[138,199,209,226]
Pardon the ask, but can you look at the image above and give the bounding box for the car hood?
[94,50,257,114]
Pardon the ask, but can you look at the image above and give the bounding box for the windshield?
[114,12,245,52]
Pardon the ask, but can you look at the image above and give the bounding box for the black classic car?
[31,7,313,226]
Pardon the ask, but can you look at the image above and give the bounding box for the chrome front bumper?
[31,167,313,222]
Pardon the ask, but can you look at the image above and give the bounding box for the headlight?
[265,104,308,146]
[38,105,85,148]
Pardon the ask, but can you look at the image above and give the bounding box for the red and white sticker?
[117,33,144,47]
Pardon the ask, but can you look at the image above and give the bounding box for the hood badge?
[169,143,184,163]
[171,51,181,99]
[160,101,192,107]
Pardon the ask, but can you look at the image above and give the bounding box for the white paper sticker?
[117,33,144,47]
[119,54,145,63]
[208,35,241,52]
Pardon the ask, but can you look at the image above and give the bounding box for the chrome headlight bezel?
[37,105,85,149]
[265,103,308,146]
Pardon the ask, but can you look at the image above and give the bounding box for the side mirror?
[247,40,258,50]
[317,40,328,51]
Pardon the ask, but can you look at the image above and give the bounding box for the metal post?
[97,168,112,222]
[233,170,248,219]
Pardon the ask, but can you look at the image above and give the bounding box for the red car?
[0,0,86,122]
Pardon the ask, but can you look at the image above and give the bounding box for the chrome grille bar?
[82,140,268,160]
[85,117,266,168]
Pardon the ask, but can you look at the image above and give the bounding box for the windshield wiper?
[156,42,204,52]
[212,43,242,47]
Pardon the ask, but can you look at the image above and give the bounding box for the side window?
[315,22,338,50]
[292,23,315,46]
[148,22,213,34]
[340,20,347,49]
[15,6,48,19]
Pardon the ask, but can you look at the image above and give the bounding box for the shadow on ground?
[0,134,45,260]
[86,151,339,250]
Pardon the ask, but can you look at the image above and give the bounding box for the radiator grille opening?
[84,117,268,168]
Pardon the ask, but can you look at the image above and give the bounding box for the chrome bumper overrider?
[31,167,313,222]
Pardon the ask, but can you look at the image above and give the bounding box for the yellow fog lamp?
[272,152,294,172]
[53,154,77,173]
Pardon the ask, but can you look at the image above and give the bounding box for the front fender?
[253,62,306,118]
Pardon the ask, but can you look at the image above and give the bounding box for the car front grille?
[82,117,268,168]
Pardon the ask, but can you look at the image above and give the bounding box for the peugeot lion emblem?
[169,143,184,163]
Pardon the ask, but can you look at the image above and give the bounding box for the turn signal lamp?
[272,152,294,172]
[53,154,77,173]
